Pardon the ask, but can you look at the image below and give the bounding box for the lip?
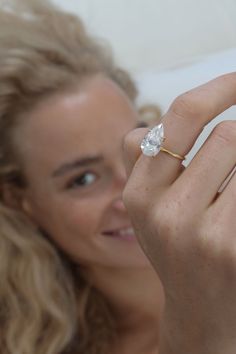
[102,226,137,241]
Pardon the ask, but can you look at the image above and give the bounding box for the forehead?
[15,76,138,176]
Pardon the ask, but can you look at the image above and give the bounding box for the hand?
[123,73,236,353]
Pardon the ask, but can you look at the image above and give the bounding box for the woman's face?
[16,76,150,270]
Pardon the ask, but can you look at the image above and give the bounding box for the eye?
[67,172,97,189]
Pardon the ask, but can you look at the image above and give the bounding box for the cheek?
[66,200,102,235]
[42,197,106,244]
[44,198,108,264]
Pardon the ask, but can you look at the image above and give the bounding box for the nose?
[112,196,127,212]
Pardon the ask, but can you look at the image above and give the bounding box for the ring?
[140,123,185,161]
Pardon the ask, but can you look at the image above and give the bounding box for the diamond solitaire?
[141,123,165,157]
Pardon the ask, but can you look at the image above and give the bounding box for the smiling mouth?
[102,227,137,241]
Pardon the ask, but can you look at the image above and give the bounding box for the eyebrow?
[52,155,104,178]
[51,122,147,178]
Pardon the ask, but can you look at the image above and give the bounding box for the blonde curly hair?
[0,1,138,353]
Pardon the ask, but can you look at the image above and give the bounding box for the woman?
[0,1,164,353]
[2,1,235,353]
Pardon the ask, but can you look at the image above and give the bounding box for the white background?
[53,0,236,74]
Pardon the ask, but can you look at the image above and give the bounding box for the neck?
[81,264,165,352]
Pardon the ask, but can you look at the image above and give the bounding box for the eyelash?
[66,172,97,190]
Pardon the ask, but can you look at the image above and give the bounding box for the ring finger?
[124,73,236,189]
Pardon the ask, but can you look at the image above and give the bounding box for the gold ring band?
[160,147,185,161]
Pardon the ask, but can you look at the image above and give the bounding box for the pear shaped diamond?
[141,123,164,157]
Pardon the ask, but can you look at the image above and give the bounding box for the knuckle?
[122,127,147,154]
[197,222,218,258]
[169,91,202,120]
[122,181,147,216]
[122,182,135,210]
[122,129,136,154]
[197,212,236,265]
[153,201,184,238]
[213,120,236,147]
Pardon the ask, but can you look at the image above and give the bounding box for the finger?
[208,167,236,239]
[127,73,236,189]
[123,127,149,177]
[168,120,236,211]
[211,163,236,211]
[218,166,236,194]
[164,73,236,157]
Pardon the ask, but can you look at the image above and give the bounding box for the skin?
[11,75,164,354]
[123,72,236,353]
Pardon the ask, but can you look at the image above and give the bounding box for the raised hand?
[123,73,236,354]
